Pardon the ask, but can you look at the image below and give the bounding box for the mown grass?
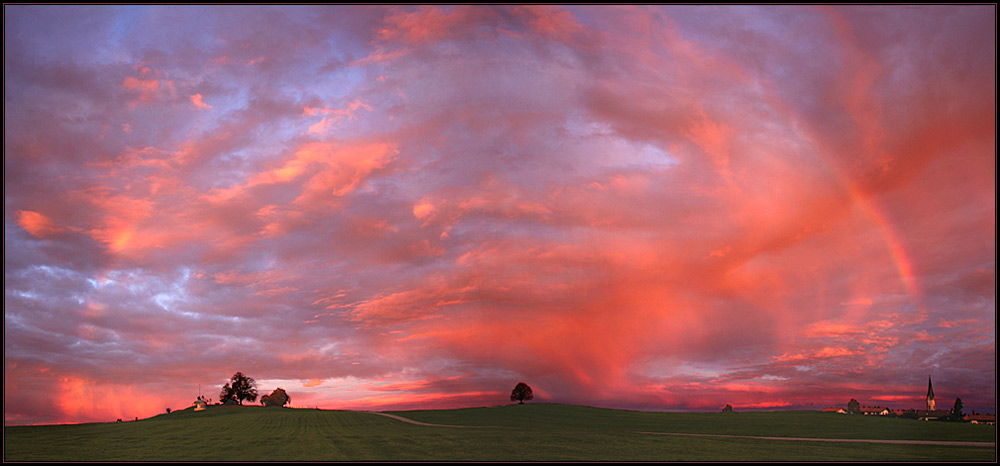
[389,403,995,441]
[4,404,995,461]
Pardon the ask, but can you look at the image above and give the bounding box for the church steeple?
[926,376,935,411]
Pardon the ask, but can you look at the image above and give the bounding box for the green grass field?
[4,404,995,461]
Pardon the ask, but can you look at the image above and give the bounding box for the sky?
[4,5,995,425]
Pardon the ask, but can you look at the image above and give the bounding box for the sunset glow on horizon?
[4,5,995,425]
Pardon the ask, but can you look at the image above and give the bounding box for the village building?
[964,414,996,425]
[915,377,951,420]
[838,376,991,422]
[859,406,891,416]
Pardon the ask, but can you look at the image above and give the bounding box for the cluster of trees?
[218,372,289,407]
[220,372,258,405]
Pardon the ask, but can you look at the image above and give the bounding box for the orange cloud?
[190,93,212,109]
[16,210,63,238]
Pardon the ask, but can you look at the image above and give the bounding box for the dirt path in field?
[633,431,996,448]
[369,412,507,428]
[370,412,994,448]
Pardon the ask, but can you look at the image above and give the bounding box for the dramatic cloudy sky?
[4,5,995,425]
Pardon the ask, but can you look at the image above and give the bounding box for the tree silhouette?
[262,388,290,407]
[951,398,964,421]
[847,399,860,414]
[220,383,234,404]
[220,372,258,405]
[722,404,733,413]
[510,382,533,404]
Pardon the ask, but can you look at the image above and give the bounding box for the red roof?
[859,406,888,413]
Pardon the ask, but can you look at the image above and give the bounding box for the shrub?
[263,388,290,407]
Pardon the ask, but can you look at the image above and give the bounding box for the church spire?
[926,376,935,411]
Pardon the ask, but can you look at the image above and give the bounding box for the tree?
[262,388,290,407]
[220,383,234,404]
[220,372,258,405]
[847,399,860,414]
[951,398,964,422]
[510,382,533,404]
[722,404,733,413]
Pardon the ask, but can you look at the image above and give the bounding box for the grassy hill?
[4,404,995,461]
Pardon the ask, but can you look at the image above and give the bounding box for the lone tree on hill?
[511,382,533,404]
[951,398,964,422]
[219,372,258,405]
[262,388,291,407]
[847,398,860,414]
[722,404,733,413]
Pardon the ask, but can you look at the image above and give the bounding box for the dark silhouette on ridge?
[220,372,258,405]
[261,387,291,407]
[511,382,533,404]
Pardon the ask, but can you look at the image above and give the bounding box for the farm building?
[964,414,996,425]
[859,406,891,416]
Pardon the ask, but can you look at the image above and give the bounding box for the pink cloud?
[15,210,64,238]
[189,93,212,109]
[377,6,497,45]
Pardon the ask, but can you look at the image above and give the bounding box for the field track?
[374,411,996,448]
[369,412,508,428]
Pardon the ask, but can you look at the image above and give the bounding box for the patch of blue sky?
[5,6,111,63]
[129,6,231,52]
[31,264,81,281]
[98,5,146,65]
[663,5,799,50]
[10,289,39,300]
